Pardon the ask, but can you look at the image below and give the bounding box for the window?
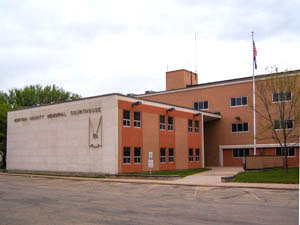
[134,147,141,163]
[276,147,295,157]
[230,97,248,107]
[189,148,194,161]
[274,120,294,130]
[233,148,250,158]
[188,120,193,132]
[134,112,141,128]
[195,120,200,133]
[195,148,200,161]
[160,115,166,130]
[168,116,174,131]
[123,147,130,163]
[123,110,130,127]
[194,101,208,110]
[168,148,174,162]
[232,123,248,132]
[273,92,291,102]
[160,148,166,162]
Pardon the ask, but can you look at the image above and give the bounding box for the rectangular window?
[195,120,200,133]
[195,148,200,161]
[276,147,295,156]
[230,97,248,107]
[123,147,130,163]
[193,101,208,110]
[160,148,166,162]
[168,148,174,162]
[188,119,193,132]
[134,147,141,163]
[123,110,130,127]
[168,116,174,131]
[273,92,291,102]
[160,115,166,130]
[233,148,250,158]
[189,148,194,161]
[134,112,141,128]
[232,123,249,132]
[274,120,294,130]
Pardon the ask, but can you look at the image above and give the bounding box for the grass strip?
[234,167,299,184]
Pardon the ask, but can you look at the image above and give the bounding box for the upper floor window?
[272,92,291,102]
[160,148,166,163]
[273,120,294,130]
[134,112,141,128]
[134,147,141,163]
[276,147,295,157]
[160,115,166,130]
[188,120,193,132]
[168,148,174,162]
[168,116,174,131]
[194,101,208,110]
[233,148,250,157]
[231,97,248,107]
[232,123,248,132]
[195,120,200,133]
[123,110,130,127]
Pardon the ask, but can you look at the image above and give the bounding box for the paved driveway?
[175,167,243,185]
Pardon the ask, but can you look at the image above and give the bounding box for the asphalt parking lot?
[0,175,298,225]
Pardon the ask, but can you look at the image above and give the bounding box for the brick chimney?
[166,69,198,90]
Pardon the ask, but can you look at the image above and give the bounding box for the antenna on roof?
[194,34,197,74]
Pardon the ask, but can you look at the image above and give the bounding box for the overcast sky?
[1,0,299,97]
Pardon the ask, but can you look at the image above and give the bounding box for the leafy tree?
[254,71,300,173]
[0,85,81,169]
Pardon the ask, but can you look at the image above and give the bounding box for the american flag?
[253,40,257,69]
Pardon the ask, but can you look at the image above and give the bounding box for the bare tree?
[253,70,300,172]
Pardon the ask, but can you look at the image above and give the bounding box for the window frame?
[188,119,193,133]
[232,122,249,133]
[195,148,200,161]
[168,148,174,163]
[160,148,166,163]
[134,111,141,128]
[195,120,200,133]
[273,120,294,130]
[189,148,194,161]
[134,147,141,163]
[123,110,131,127]
[168,116,174,131]
[160,115,166,130]
[272,92,292,103]
[275,147,296,157]
[193,101,209,110]
[232,148,250,158]
[123,147,131,164]
[230,96,248,107]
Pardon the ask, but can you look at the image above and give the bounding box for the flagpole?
[252,31,257,156]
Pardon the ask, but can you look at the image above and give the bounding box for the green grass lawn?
[125,168,210,178]
[234,167,299,184]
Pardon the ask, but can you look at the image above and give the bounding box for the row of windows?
[189,148,200,161]
[276,147,295,156]
[160,115,174,131]
[193,91,292,110]
[123,147,141,164]
[232,123,249,132]
[123,110,141,128]
[273,120,294,130]
[160,148,174,162]
[188,120,200,133]
[232,147,296,158]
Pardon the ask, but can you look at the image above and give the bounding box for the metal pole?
[252,32,257,156]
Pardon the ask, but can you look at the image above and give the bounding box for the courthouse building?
[6,69,299,174]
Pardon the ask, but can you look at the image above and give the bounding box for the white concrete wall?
[7,95,119,174]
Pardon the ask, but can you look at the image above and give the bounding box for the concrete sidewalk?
[1,167,298,190]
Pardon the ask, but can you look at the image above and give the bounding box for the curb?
[0,172,298,190]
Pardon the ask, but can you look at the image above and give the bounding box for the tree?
[254,70,300,173]
[0,85,81,169]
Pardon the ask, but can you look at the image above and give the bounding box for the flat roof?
[138,69,300,97]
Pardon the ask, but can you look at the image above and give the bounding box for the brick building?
[139,69,300,167]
